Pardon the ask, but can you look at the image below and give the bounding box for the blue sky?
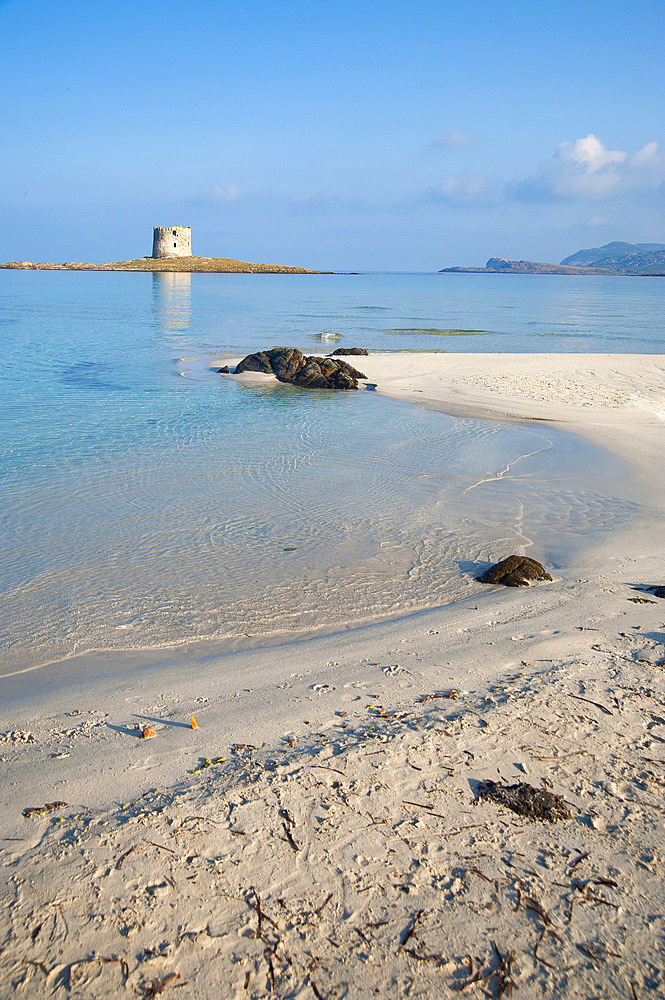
[1,0,663,269]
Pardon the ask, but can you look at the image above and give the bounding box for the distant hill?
[440,257,609,275]
[440,241,665,275]
[487,257,596,274]
[560,241,665,274]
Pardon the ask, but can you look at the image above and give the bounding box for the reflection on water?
[152,271,191,340]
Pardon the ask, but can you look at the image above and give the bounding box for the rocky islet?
[230,346,368,390]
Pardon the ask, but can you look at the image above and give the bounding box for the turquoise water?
[1,270,659,673]
[169,270,662,355]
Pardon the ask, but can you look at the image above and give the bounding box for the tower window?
[173,230,177,236]
[174,242,177,248]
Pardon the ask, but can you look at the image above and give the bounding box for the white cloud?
[211,183,241,201]
[429,174,494,203]
[432,130,477,149]
[632,140,659,165]
[584,214,609,227]
[439,175,487,196]
[512,134,665,201]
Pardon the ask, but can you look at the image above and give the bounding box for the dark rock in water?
[479,780,571,822]
[477,555,552,587]
[216,365,230,374]
[330,347,369,356]
[233,347,366,390]
[269,346,307,382]
[292,357,331,389]
[295,356,366,389]
[234,350,273,375]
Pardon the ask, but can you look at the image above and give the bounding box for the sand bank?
[361,352,665,468]
[1,353,664,997]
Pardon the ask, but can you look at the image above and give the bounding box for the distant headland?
[440,241,665,276]
[1,225,328,274]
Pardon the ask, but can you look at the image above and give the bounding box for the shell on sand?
[141,725,157,739]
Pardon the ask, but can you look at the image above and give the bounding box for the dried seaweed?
[116,845,137,870]
[144,839,176,854]
[479,780,571,822]
[568,693,614,716]
[398,910,424,954]
[416,690,459,703]
[283,823,300,852]
[144,973,181,998]
[22,801,67,819]
[491,941,518,998]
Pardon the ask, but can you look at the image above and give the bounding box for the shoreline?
[361,351,665,496]
[2,352,664,996]
[2,353,663,801]
[1,351,652,685]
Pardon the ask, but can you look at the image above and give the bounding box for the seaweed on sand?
[478,780,571,822]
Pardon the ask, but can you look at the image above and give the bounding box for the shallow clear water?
[2,270,659,673]
[155,270,664,355]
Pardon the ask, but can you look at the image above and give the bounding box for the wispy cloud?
[431,130,477,150]
[210,183,242,201]
[511,134,665,201]
[425,173,496,205]
[584,214,610,227]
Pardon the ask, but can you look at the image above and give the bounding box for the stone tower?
[152,226,192,258]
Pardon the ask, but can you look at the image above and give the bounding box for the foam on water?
[1,270,654,674]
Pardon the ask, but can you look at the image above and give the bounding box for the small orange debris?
[141,725,157,739]
[191,716,198,730]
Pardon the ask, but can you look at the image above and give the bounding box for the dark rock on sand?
[234,347,366,390]
[479,780,571,822]
[651,586,665,599]
[234,351,274,375]
[330,347,369,356]
[477,555,552,587]
[293,356,356,390]
[270,347,308,382]
[216,365,230,374]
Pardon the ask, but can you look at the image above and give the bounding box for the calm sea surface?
[1,271,662,673]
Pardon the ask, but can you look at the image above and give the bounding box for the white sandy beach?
[1,352,664,998]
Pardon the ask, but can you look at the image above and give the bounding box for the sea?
[1,270,663,675]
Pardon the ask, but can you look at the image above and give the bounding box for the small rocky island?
[1,225,327,273]
[1,255,325,274]
[227,347,368,390]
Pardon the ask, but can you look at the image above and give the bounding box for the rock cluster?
[477,555,552,587]
[234,347,367,390]
[329,347,369,356]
